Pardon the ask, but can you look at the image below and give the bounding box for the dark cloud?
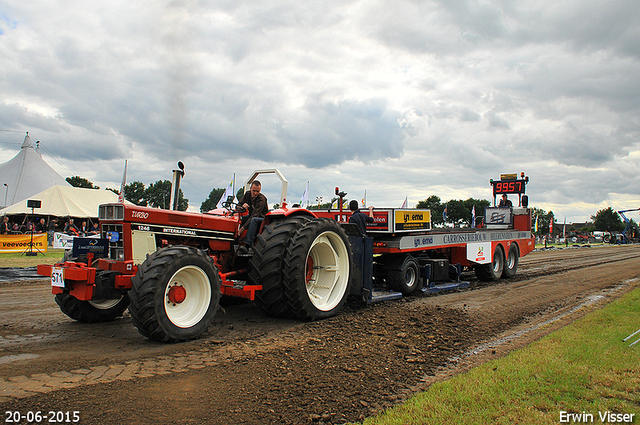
[1,0,639,221]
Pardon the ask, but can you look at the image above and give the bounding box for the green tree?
[462,198,490,227]
[200,188,225,213]
[532,208,556,236]
[437,198,488,227]
[106,187,119,195]
[66,176,99,189]
[417,195,445,226]
[145,180,188,211]
[124,181,148,206]
[446,200,470,226]
[591,207,625,232]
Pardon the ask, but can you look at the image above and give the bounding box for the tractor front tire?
[128,246,221,343]
[55,293,129,323]
[249,216,310,318]
[283,218,352,321]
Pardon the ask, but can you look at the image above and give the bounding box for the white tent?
[0,132,71,208]
[0,185,120,218]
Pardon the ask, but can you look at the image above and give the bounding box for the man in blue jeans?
[237,180,269,255]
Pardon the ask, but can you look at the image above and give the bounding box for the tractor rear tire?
[55,292,129,323]
[249,216,310,318]
[387,255,420,295]
[501,243,519,278]
[283,218,352,321]
[128,246,221,343]
[474,245,504,281]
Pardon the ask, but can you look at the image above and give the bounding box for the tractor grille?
[102,223,124,260]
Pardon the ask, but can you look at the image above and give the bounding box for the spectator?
[35,218,47,233]
[48,218,58,246]
[88,222,100,235]
[1,216,9,235]
[78,221,89,236]
[64,218,80,236]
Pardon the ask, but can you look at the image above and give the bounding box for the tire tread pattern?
[54,292,129,323]
[283,218,352,321]
[248,216,310,318]
[128,246,220,343]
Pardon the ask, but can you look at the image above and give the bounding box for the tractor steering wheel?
[222,198,246,214]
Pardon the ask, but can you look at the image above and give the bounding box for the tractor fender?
[265,208,317,224]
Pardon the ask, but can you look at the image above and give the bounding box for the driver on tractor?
[237,180,268,255]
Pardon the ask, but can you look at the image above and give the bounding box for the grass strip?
[363,287,640,425]
[0,249,65,268]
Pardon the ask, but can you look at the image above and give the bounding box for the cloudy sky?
[1,0,639,223]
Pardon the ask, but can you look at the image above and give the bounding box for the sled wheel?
[128,246,221,343]
[283,218,352,321]
[501,243,519,278]
[55,293,129,323]
[249,216,310,318]
[387,255,420,295]
[474,245,504,282]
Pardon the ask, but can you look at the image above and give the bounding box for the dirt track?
[1,245,639,424]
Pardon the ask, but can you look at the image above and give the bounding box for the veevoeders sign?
[0,234,48,253]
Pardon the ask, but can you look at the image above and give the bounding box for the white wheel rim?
[164,265,212,328]
[507,249,516,269]
[404,264,417,287]
[89,297,123,310]
[493,249,503,273]
[305,231,350,312]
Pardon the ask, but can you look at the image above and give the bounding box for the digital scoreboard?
[491,173,528,197]
[492,179,527,196]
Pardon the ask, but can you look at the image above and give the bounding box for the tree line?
[66,176,188,211]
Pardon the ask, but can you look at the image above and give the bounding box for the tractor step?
[369,289,404,303]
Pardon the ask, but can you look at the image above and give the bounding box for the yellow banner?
[394,210,431,231]
[0,234,48,253]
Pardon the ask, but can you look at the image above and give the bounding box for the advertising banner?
[485,207,512,226]
[53,233,99,249]
[53,232,75,249]
[0,234,48,253]
[394,209,431,232]
[466,242,492,264]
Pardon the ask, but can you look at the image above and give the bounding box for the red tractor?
[39,167,535,343]
[38,167,353,342]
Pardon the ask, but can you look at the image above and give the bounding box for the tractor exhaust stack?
[170,161,185,210]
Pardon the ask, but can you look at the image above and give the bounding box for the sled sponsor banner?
[467,242,492,264]
[0,234,48,253]
[485,207,512,225]
[394,209,431,231]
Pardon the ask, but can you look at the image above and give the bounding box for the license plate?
[51,267,65,288]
